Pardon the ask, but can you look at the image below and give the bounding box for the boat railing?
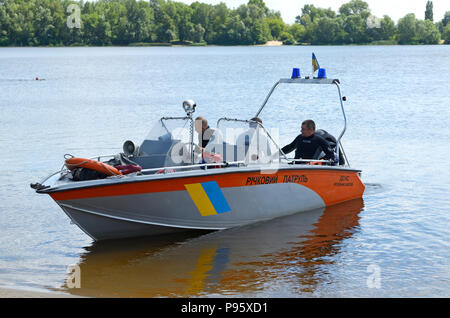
[89,154,118,162]
[139,161,246,174]
[138,158,338,175]
[284,158,333,164]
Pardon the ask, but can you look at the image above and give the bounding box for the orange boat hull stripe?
[50,170,365,206]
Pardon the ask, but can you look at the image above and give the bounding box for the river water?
[0,45,449,297]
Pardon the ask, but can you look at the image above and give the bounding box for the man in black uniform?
[281,119,336,163]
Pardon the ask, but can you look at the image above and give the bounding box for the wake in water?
[363,183,384,194]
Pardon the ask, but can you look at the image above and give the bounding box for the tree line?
[0,0,449,46]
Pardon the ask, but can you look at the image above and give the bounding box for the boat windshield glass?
[212,119,279,164]
[136,117,200,169]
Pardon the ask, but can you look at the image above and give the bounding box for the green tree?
[366,14,396,42]
[166,2,194,42]
[339,0,370,21]
[247,0,269,16]
[280,31,295,45]
[234,2,270,44]
[416,19,440,44]
[443,11,450,27]
[343,14,368,43]
[192,23,205,43]
[379,15,396,40]
[295,4,335,24]
[128,0,153,43]
[338,0,371,44]
[191,2,213,42]
[209,2,230,43]
[288,23,306,43]
[314,16,346,44]
[154,9,176,42]
[33,2,56,46]
[223,16,242,44]
[4,0,37,46]
[50,0,71,46]
[296,15,315,43]
[266,17,285,40]
[0,2,10,45]
[294,4,336,44]
[438,11,450,33]
[425,1,433,21]
[397,13,417,44]
[82,12,100,45]
[442,23,450,44]
[249,17,270,44]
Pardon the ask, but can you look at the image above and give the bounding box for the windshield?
[213,119,279,164]
[134,117,200,169]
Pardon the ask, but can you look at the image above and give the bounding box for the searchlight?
[182,99,196,116]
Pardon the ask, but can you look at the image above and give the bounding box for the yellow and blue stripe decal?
[185,181,231,216]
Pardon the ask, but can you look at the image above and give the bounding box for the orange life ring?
[65,157,122,176]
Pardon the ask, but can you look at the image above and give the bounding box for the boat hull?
[45,166,365,241]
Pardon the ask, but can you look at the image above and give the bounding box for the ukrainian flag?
[185,181,231,216]
[312,53,320,73]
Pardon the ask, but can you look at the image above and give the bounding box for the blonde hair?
[195,116,208,128]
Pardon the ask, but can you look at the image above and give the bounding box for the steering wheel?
[168,142,200,164]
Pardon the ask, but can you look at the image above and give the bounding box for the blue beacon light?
[291,68,301,79]
[317,68,327,78]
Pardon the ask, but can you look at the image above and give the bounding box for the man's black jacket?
[281,133,334,160]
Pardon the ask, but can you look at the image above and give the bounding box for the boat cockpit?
[106,75,350,176]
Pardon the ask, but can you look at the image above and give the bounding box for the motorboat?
[31,68,365,241]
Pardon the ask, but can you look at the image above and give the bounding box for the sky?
[177,0,449,24]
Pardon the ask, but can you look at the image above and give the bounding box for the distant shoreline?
[0,41,447,48]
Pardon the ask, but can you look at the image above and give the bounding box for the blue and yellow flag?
[312,53,320,73]
[185,181,231,216]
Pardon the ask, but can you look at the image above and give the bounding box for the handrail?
[139,161,246,174]
[283,158,333,164]
[255,80,281,118]
[216,117,252,127]
[137,158,336,174]
[255,122,289,162]
[334,82,346,163]
[89,154,117,161]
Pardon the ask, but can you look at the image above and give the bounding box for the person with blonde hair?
[194,116,216,149]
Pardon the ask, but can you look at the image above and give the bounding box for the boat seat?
[313,129,345,165]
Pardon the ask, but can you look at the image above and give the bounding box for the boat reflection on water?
[61,198,364,297]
